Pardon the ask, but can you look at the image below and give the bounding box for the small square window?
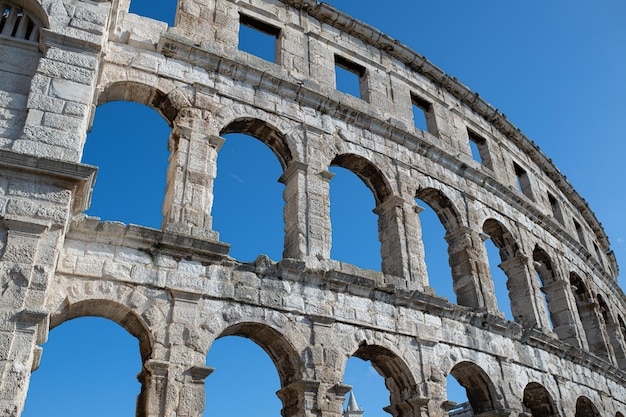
[335,55,368,101]
[513,162,533,200]
[239,14,280,63]
[467,130,492,169]
[547,193,564,224]
[411,94,438,136]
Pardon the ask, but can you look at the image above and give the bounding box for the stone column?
[403,202,428,291]
[374,196,419,285]
[540,279,587,348]
[163,114,222,241]
[140,359,170,417]
[384,396,430,417]
[280,162,335,263]
[0,218,53,416]
[156,290,209,417]
[445,226,499,312]
[277,380,323,417]
[499,255,550,330]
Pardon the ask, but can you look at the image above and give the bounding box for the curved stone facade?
[0,1,625,416]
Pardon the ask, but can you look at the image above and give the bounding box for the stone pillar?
[540,279,587,348]
[445,226,498,312]
[163,114,222,241]
[140,359,170,417]
[279,162,335,263]
[499,255,550,330]
[384,396,430,417]
[277,380,323,417]
[403,202,428,291]
[157,290,209,417]
[374,196,420,285]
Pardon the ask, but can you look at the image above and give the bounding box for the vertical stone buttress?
[0,1,107,414]
[0,154,95,416]
[163,112,223,241]
[445,226,499,312]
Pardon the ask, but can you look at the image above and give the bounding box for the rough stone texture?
[0,0,625,417]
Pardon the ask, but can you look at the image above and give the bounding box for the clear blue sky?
[21,1,626,417]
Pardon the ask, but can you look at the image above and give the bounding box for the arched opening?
[445,374,470,415]
[213,131,284,261]
[482,219,519,321]
[23,316,143,417]
[329,165,380,270]
[204,335,282,417]
[208,322,303,417]
[569,273,610,360]
[83,101,171,229]
[597,294,626,368]
[342,356,388,417]
[415,188,462,304]
[330,154,393,272]
[415,200,453,301]
[532,246,557,331]
[448,361,497,415]
[350,342,418,414]
[522,382,557,417]
[129,0,177,26]
[575,396,600,417]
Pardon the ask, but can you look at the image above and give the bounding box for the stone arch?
[350,341,420,414]
[220,117,293,170]
[532,246,562,331]
[213,321,303,388]
[575,396,601,417]
[569,272,610,359]
[415,187,462,231]
[483,218,520,261]
[210,321,305,417]
[214,103,303,168]
[597,294,626,368]
[50,299,153,361]
[483,218,538,326]
[331,153,392,206]
[95,80,189,126]
[522,382,558,417]
[448,361,499,415]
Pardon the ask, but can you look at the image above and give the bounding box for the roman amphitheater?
[0,0,625,416]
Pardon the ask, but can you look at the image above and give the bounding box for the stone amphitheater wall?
[0,0,625,416]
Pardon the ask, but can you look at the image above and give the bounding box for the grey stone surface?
[0,0,624,416]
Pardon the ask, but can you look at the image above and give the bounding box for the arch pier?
[0,0,624,416]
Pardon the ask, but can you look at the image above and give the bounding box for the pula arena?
[0,0,625,416]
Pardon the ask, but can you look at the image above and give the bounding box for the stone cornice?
[0,149,97,215]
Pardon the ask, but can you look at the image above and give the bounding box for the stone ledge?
[67,215,231,262]
[0,149,97,214]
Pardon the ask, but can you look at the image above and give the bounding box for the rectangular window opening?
[574,219,587,249]
[239,14,280,63]
[468,130,493,169]
[547,193,564,224]
[513,162,533,200]
[593,242,605,267]
[411,94,438,136]
[335,55,368,101]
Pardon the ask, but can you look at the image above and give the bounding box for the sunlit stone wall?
[0,0,624,416]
